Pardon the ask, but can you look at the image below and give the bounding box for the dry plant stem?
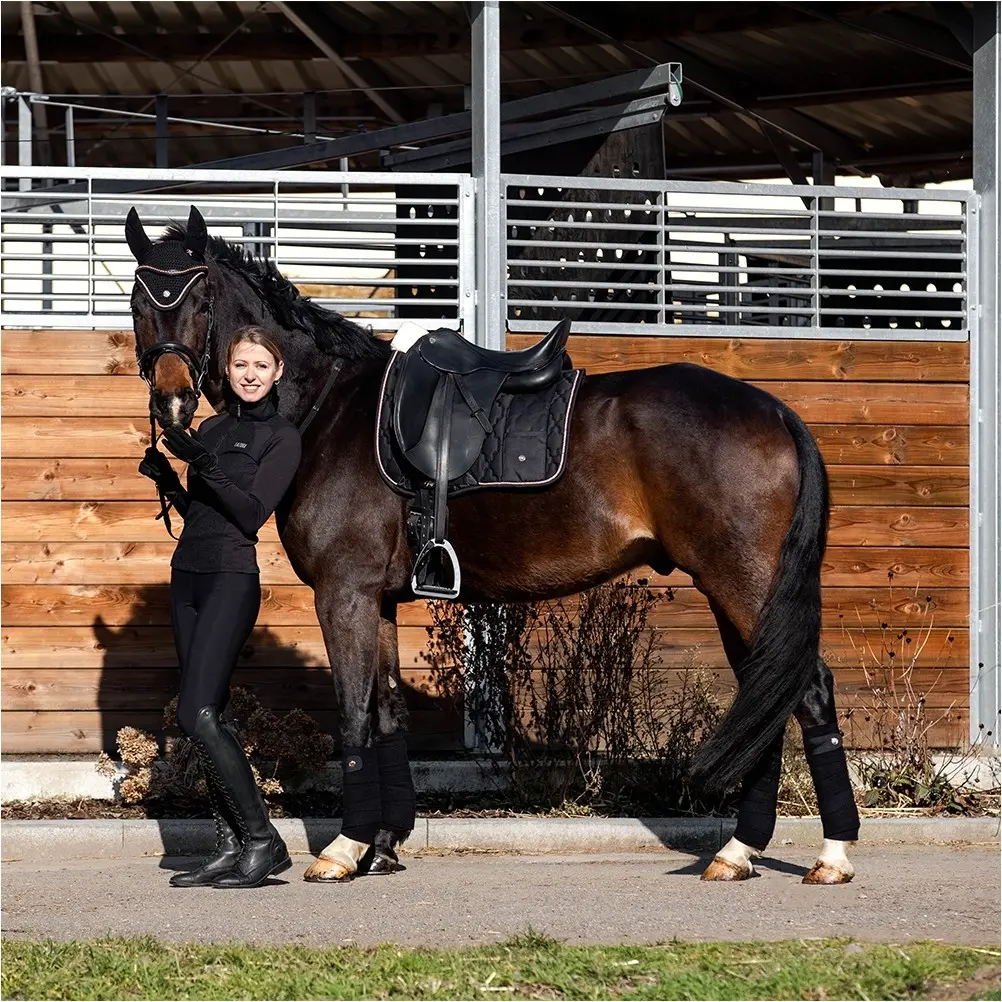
[425,582,725,816]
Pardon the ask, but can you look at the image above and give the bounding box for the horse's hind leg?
[701,604,785,882]
[796,658,859,884]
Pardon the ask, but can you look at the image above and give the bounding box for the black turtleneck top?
[170,394,302,574]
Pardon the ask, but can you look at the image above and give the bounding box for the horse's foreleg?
[363,602,415,876]
[796,658,859,885]
[304,585,383,883]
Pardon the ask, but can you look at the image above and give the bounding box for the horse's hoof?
[802,861,853,885]
[701,856,753,881]
[363,851,404,876]
[302,855,356,883]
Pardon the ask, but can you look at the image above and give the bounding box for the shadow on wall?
[91,583,457,758]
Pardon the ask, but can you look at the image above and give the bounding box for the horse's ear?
[184,206,208,259]
[125,207,152,262]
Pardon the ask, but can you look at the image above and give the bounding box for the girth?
[376,319,582,600]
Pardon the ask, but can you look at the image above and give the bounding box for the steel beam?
[971,2,1001,748]
[471,0,504,351]
[273,1,405,124]
[542,2,863,164]
[383,93,669,170]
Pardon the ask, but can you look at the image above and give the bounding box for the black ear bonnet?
[127,206,209,311]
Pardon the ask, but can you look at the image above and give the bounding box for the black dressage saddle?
[377,319,583,599]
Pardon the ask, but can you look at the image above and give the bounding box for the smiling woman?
[226,327,286,406]
[134,291,303,888]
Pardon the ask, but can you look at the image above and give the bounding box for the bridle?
[134,260,214,538]
[134,263,214,395]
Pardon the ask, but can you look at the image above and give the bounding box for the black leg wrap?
[803,724,860,842]
[733,730,784,852]
[339,747,383,844]
[375,733,416,837]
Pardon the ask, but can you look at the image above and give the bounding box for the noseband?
[134,263,214,394]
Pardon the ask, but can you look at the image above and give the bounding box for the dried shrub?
[105,687,334,810]
[425,580,729,815]
[835,577,997,814]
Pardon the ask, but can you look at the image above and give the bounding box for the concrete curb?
[2,816,998,862]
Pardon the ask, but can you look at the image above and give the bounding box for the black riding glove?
[138,446,183,493]
[162,425,216,471]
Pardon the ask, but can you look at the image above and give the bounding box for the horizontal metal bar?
[508,218,663,234]
[507,199,663,214]
[0,292,460,306]
[505,318,970,340]
[816,288,965,298]
[508,239,667,252]
[507,278,666,291]
[815,306,966,317]
[501,173,974,202]
[818,248,966,260]
[0,313,462,332]
[510,203,969,228]
[815,229,964,240]
[510,260,663,272]
[0,166,470,185]
[819,268,964,279]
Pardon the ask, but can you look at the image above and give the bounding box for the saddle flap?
[392,350,441,453]
[401,373,501,481]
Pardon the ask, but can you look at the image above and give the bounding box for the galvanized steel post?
[972,3,1001,748]
[471,0,505,349]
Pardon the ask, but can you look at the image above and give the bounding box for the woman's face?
[227,341,284,403]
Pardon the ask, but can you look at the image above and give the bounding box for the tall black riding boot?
[169,789,241,887]
[190,705,291,889]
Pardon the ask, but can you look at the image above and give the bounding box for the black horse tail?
[691,404,829,795]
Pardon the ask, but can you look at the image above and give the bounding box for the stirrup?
[411,539,461,600]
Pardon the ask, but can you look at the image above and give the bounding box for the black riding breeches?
[171,570,261,735]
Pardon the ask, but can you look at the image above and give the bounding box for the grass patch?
[2,935,997,1001]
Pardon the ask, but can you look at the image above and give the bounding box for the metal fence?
[0,167,475,332]
[1,167,975,343]
[504,175,974,341]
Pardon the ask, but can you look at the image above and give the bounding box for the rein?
[298,359,345,436]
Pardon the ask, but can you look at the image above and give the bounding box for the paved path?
[2,848,998,948]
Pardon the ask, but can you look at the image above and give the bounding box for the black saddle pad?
[376,351,584,498]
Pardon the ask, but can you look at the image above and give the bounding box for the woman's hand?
[162,426,216,471]
[138,446,183,489]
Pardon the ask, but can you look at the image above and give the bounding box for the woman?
[139,326,302,889]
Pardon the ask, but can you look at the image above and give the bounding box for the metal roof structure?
[1,1,975,183]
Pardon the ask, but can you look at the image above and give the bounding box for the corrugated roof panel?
[2,1,973,180]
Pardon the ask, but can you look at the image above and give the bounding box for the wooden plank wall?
[2,330,970,752]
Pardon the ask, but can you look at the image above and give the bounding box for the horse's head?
[127,205,214,430]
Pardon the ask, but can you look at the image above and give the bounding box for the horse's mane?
[162,224,389,361]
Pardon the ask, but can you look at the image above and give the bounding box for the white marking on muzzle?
[170,396,182,425]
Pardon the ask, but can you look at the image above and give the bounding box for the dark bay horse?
[126,206,859,885]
